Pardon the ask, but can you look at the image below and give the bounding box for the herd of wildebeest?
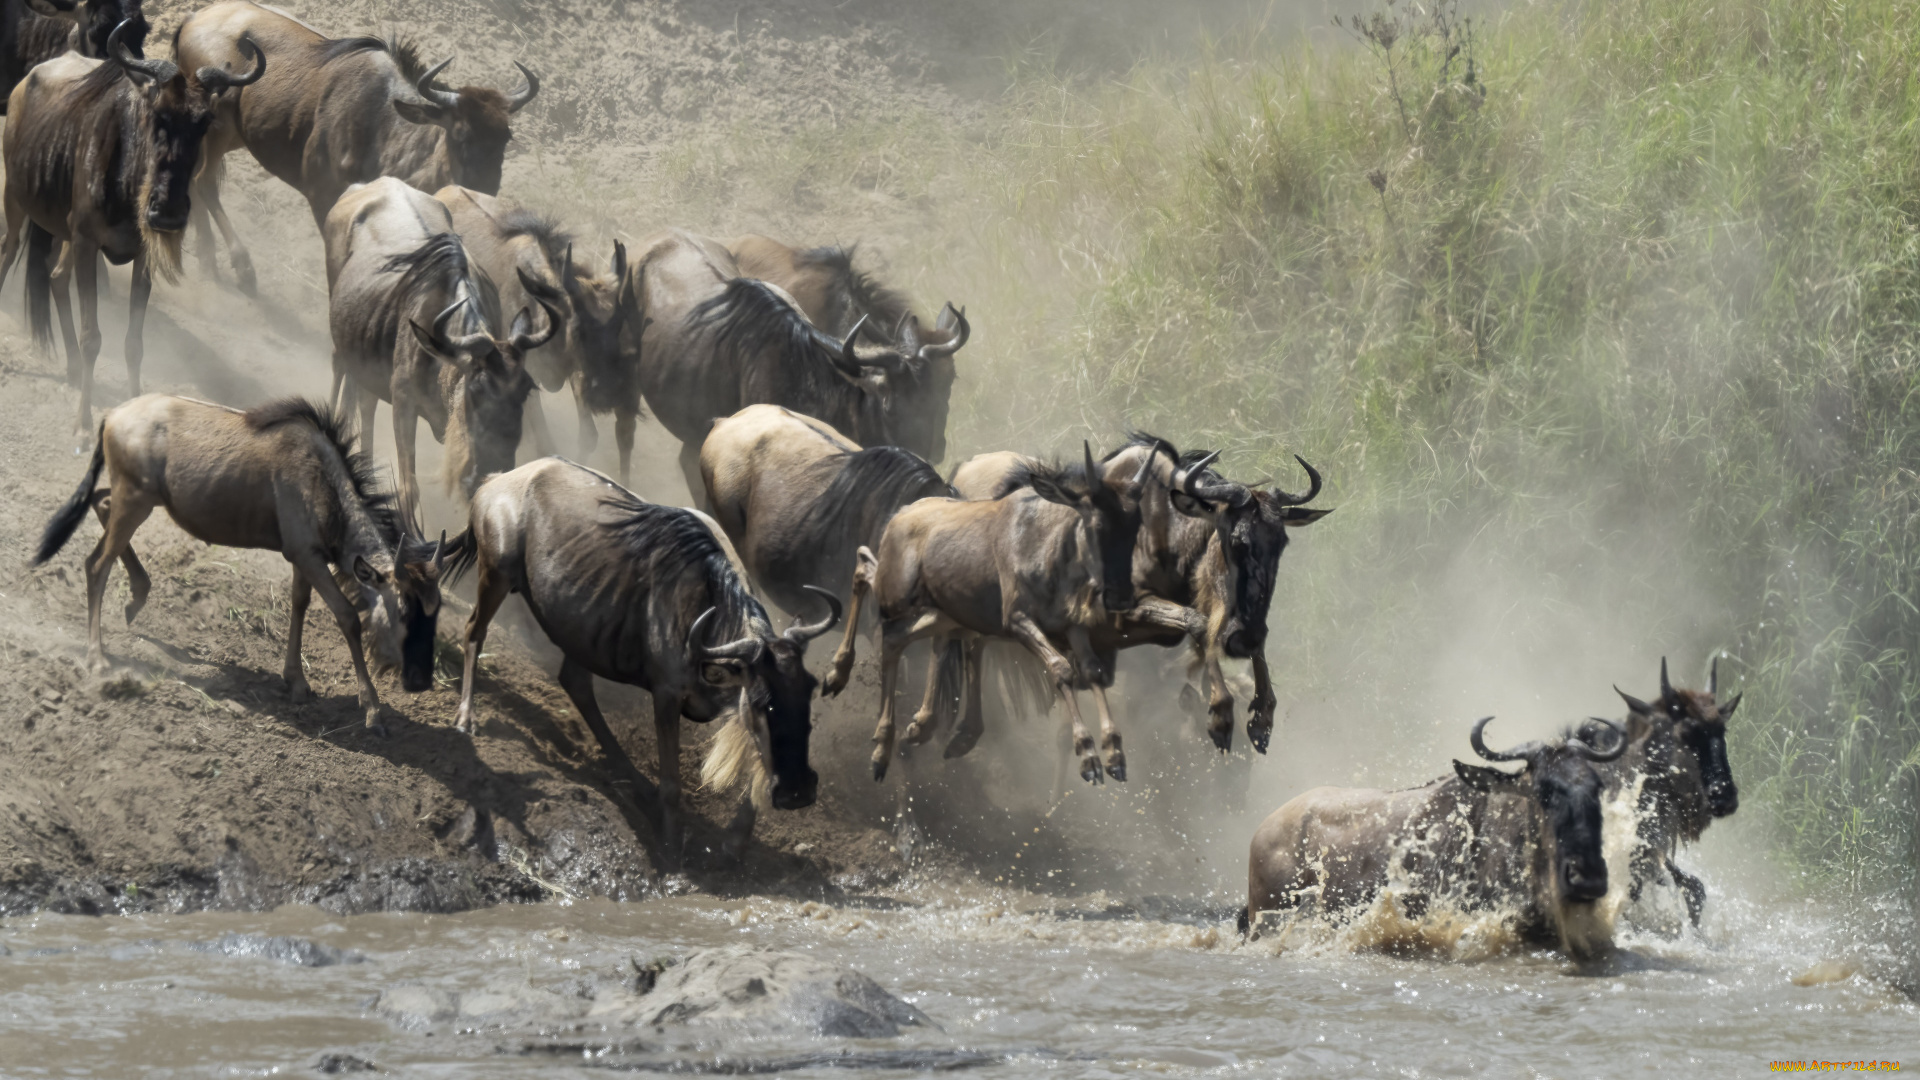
[8,0,1741,958]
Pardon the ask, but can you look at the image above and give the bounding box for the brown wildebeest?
[1242,716,1628,960]
[325,177,557,508]
[434,185,636,472]
[0,0,148,112]
[700,404,951,618]
[173,0,536,293]
[441,457,840,868]
[1576,657,1741,927]
[0,20,263,436]
[948,435,1330,755]
[823,445,1150,784]
[33,395,444,734]
[632,229,970,497]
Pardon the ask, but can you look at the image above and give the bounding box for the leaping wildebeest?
[950,435,1330,755]
[435,186,638,475]
[173,0,537,293]
[631,229,970,498]
[1242,716,1628,960]
[442,457,840,868]
[824,445,1149,784]
[325,177,558,509]
[34,395,444,734]
[0,20,263,435]
[1,0,149,112]
[1577,657,1740,928]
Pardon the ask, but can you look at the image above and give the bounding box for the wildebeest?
[823,445,1148,784]
[1578,657,1741,927]
[1,0,148,111]
[0,20,263,436]
[435,186,637,473]
[173,0,537,292]
[1242,716,1627,959]
[325,177,557,508]
[442,457,839,868]
[631,229,970,497]
[34,395,443,733]
[949,435,1330,754]
[700,404,951,619]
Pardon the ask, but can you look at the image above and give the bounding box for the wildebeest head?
[1616,657,1741,823]
[849,303,970,463]
[107,23,264,241]
[690,586,842,810]
[408,278,559,495]
[531,241,636,412]
[1454,716,1626,912]
[392,58,538,195]
[1169,450,1332,658]
[1020,443,1147,614]
[340,524,445,693]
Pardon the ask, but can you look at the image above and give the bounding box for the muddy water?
[2,880,1912,1079]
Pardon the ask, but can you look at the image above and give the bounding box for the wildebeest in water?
[1242,716,1627,960]
[0,20,263,436]
[34,395,444,734]
[441,458,841,868]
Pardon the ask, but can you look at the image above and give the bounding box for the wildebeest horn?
[1614,685,1653,715]
[416,56,461,111]
[111,20,176,84]
[1660,656,1676,706]
[511,268,564,350]
[784,585,843,645]
[1174,449,1250,507]
[1083,440,1099,486]
[432,530,448,572]
[1722,691,1742,720]
[1570,717,1629,762]
[917,304,969,362]
[690,607,761,661]
[1272,455,1323,506]
[428,295,491,355]
[197,33,265,93]
[1469,716,1542,765]
[505,61,539,113]
[820,315,870,377]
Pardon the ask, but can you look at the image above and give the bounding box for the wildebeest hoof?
[871,752,890,782]
[1080,756,1103,784]
[1105,753,1127,782]
[287,682,312,703]
[1207,723,1232,752]
[1248,722,1272,755]
[364,709,390,738]
[823,666,851,697]
[904,718,934,746]
[234,264,258,298]
[87,654,111,677]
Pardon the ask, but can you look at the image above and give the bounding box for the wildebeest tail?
[25,222,54,351]
[930,638,965,733]
[438,526,480,585]
[36,427,107,565]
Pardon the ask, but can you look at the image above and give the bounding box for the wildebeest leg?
[1247,649,1278,754]
[48,247,81,387]
[354,383,378,450]
[944,637,989,759]
[571,373,599,456]
[84,489,154,674]
[89,495,149,624]
[522,393,558,457]
[869,613,921,782]
[1204,649,1237,753]
[1130,596,1232,750]
[1668,857,1707,927]
[1069,627,1127,782]
[454,555,512,734]
[391,391,422,513]
[291,549,387,735]
[824,546,877,696]
[282,568,313,702]
[190,159,255,295]
[677,441,706,510]
[0,194,23,297]
[903,634,949,746]
[70,237,103,435]
[1007,613,1100,784]
[123,261,151,400]
[552,657,664,833]
[653,690,686,870]
[615,407,636,485]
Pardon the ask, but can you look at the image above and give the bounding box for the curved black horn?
[432,530,449,572]
[1272,454,1323,506]
[1614,685,1654,715]
[691,606,761,661]
[1469,716,1542,764]
[111,20,176,84]
[818,314,873,376]
[1722,691,1742,720]
[1660,656,1676,706]
[1570,717,1629,762]
[504,60,539,113]
[429,294,491,355]
[1083,440,1098,485]
[784,585,843,645]
[198,33,265,93]
[511,268,564,351]
[1174,449,1249,507]
[917,304,969,362]
[416,56,460,111]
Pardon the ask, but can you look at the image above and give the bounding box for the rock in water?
[637,946,935,1037]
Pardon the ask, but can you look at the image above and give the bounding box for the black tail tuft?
[35,427,106,565]
[25,223,53,352]
[439,526,480,585]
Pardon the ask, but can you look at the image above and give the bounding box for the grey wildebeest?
[435,185,636,474]
[950,435,1331,755]
[33,395,444,734]
[631,229,969,498]
[0,20,263,436]
[172,0,537,293]
[700,404,951,619]
[325,177,557,508]
[1,0,149,111]
[1576,657,1741,928]
[1242,716,1628,960]
[823,445,1149,784]
[442,457,841,868]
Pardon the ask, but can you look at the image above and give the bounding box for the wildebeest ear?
[1169,490,1216,520]
[1625,709,1653,743]
[1281,505,1333,526]
[1026,472,1079,508]
[1454,760,1521,793]
[392,97,449,127]
[408,319,469,368]
[700,660,745,687]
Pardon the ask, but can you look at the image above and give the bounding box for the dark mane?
[244,398,408,549]
[598,486,765,649]
[796,244,914,335]
[499,209,572,266]
[319,34,427,83]
[1008,455,1101,498]
[690,278,853,415]
[797,445,952,556]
